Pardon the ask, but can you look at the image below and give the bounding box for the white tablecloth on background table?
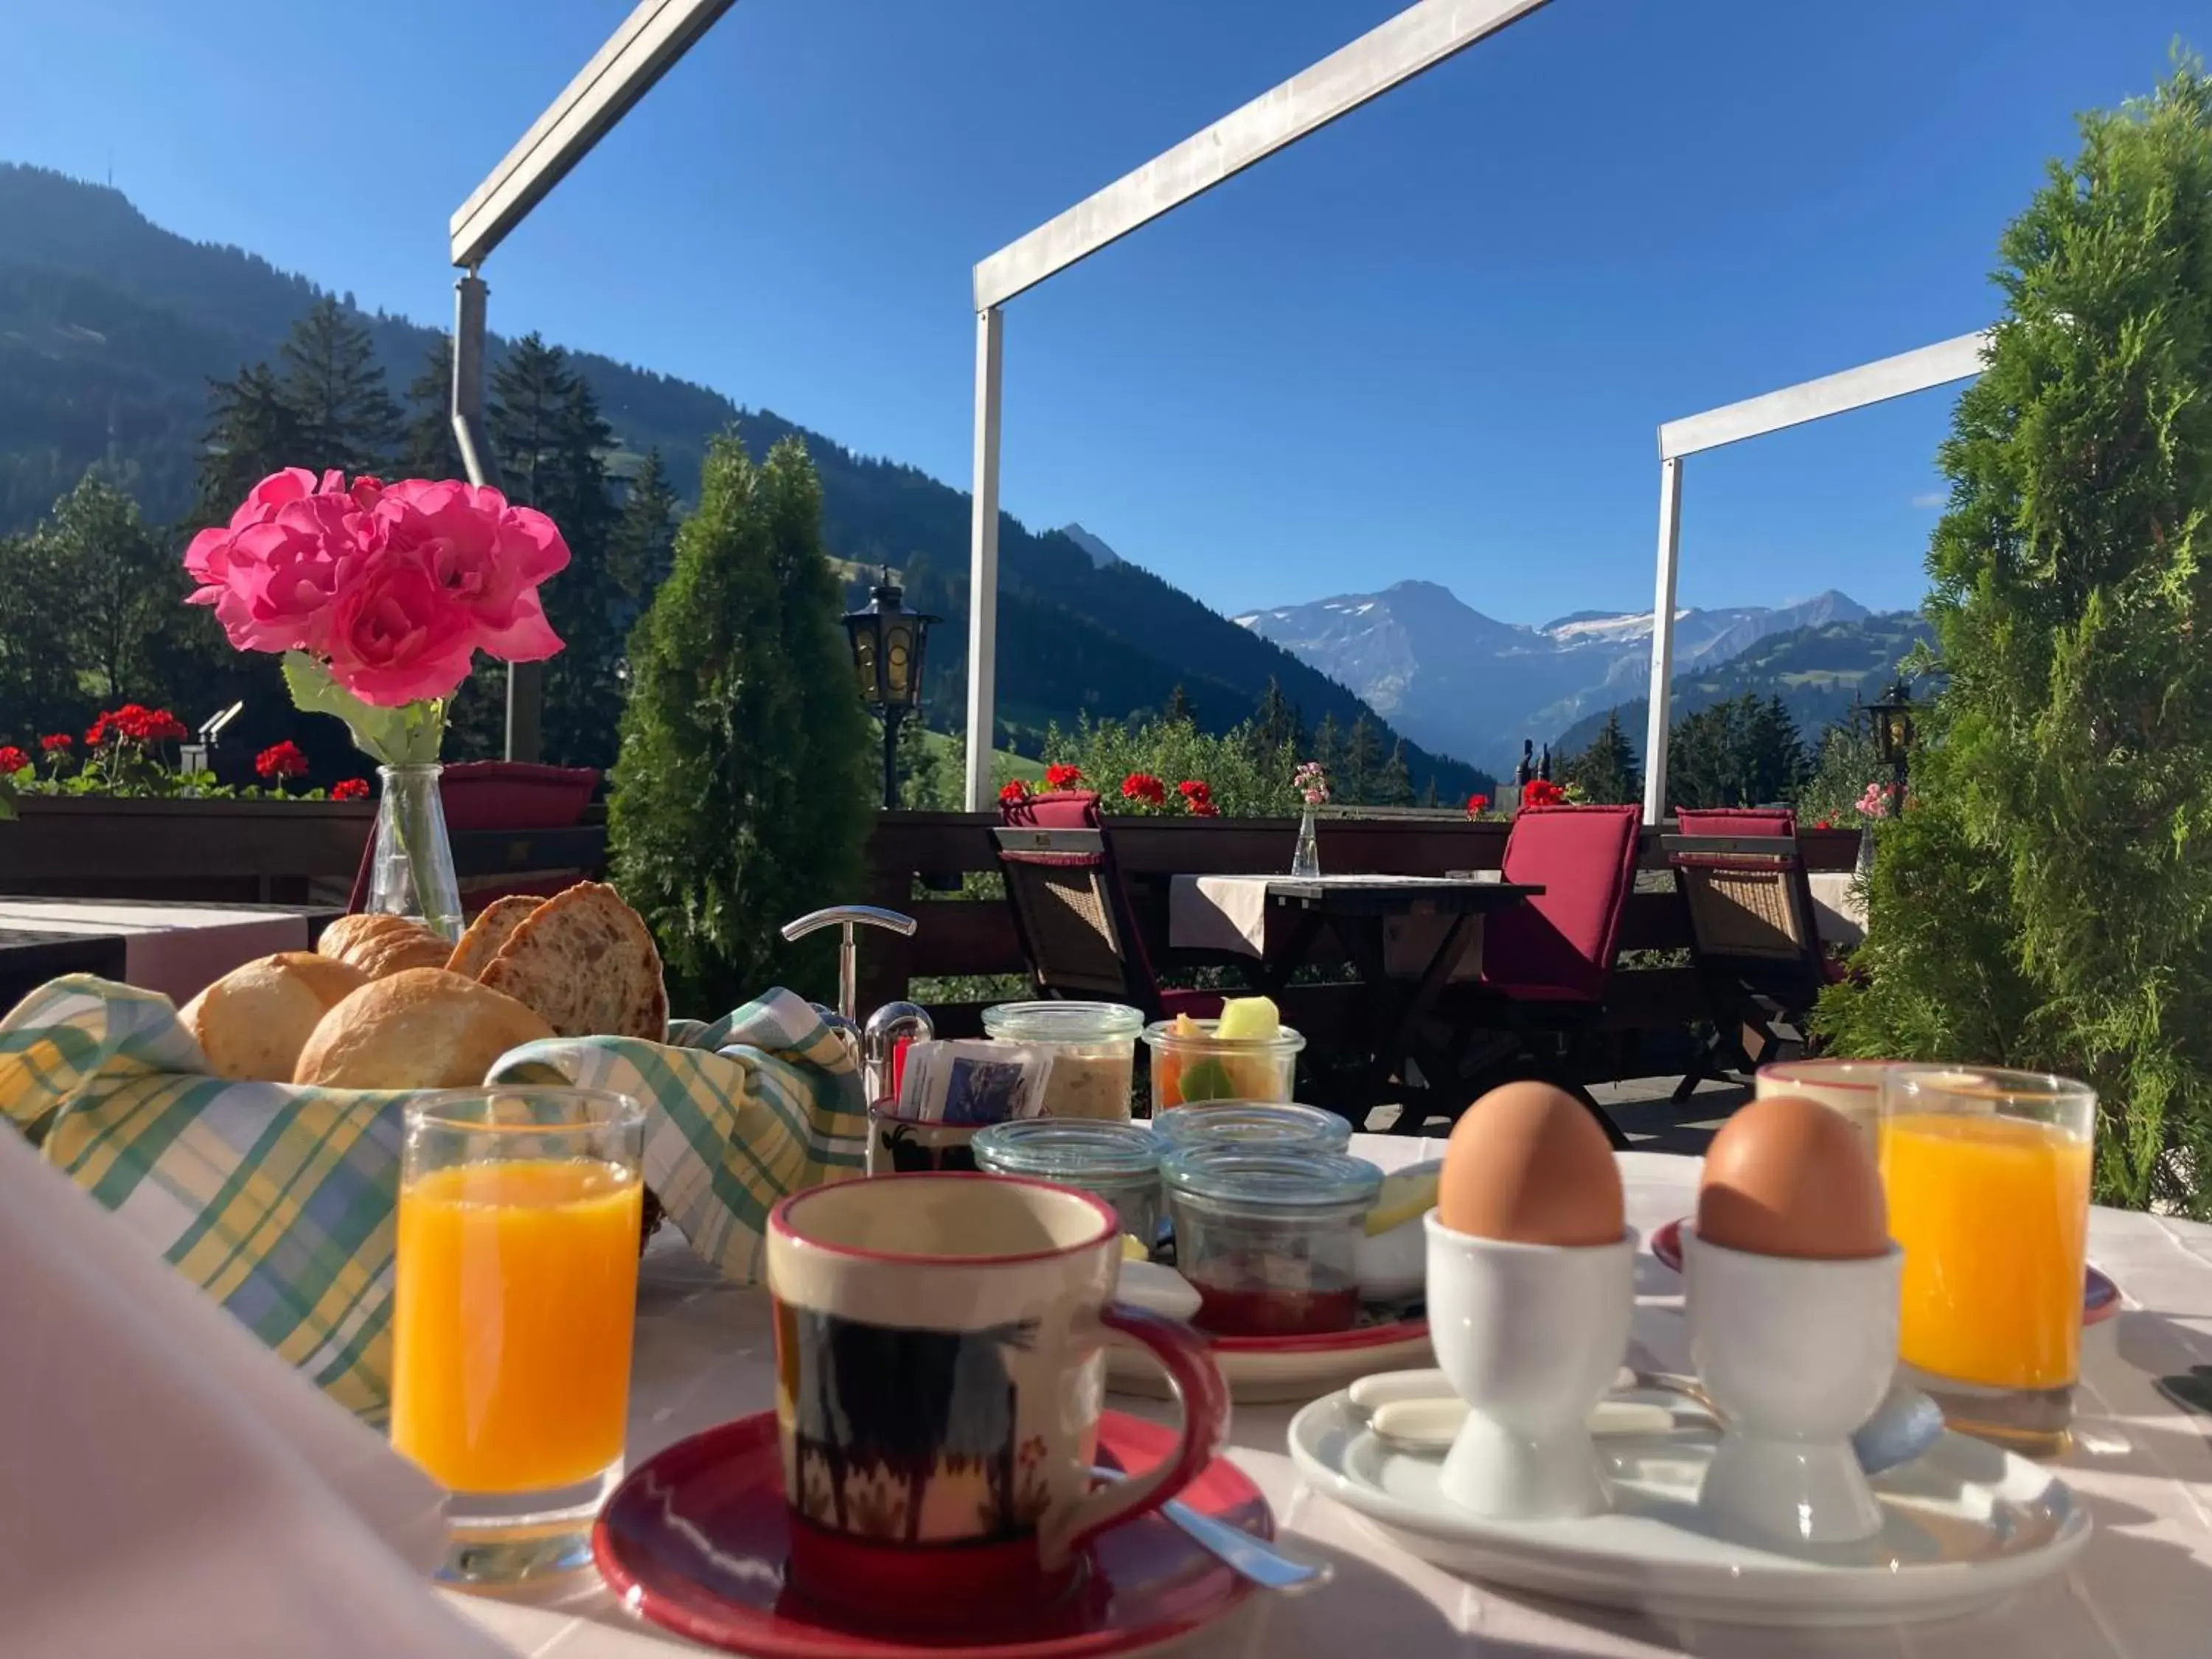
[451,1139,2212,1659]
[1168,874,1495,981]
[1808,872,1868,948]
[0,898,311,1003]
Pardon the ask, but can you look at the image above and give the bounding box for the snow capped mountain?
[1235,584,1868,769]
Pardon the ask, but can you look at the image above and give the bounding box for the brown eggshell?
[1698,1093,1888,1259]
[1436,1080,1625,1247]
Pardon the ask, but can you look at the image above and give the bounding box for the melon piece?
[1214,996,1280,1042]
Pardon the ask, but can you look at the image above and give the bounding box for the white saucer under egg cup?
[1683,1226,1903,1548]
[1423,1214,1635,1520]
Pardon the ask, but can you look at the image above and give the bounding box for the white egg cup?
[1423,1214,1635,1520]
[1683,1226,1903,1548]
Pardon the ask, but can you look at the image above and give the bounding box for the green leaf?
[282,652,445,767]
[0,775,17,821]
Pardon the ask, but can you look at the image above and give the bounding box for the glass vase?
[1855,821,1877,883]
[369,764,462,943]
[1290,807,1321,879]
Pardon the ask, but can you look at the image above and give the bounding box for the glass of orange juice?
[392,1088,645,1583]
[1879,1066,2096,1454]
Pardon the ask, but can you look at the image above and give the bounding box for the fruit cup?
[1141,1018,1304,1110]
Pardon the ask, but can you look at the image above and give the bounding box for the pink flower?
[199,493,372,653]
[373,481,567,661]
[322,546,479,707]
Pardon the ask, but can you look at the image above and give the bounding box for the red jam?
[1192,1279,1362,1338]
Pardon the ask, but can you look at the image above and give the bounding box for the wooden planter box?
[0,796,374,905]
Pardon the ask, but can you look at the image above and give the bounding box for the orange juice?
[1881,1113,2092,1390]
[392,1158,642,1492]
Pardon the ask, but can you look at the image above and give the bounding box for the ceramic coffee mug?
[767,1173,1228,1625]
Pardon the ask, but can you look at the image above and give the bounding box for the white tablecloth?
[1808,872,1868,948]
[451,1140,2212,1658]
[0,898,310,1003]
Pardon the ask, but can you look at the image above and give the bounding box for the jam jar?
[1150,1102,1352,1155]
[973,1118,1165,1246]
[1161,1147,1383,1338]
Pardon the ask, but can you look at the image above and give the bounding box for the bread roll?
[294,968,556,1090]
[479,882,668,1040]
[181,953,369,1082]
[445,895,543,981]
[318,913,453,980]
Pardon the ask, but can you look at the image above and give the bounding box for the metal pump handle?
[780,905,918,1026]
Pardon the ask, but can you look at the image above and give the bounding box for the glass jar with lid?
[1150,1101,1352,1155]
[973,1119,1164,1246]
[1161,1147,1383,1338]
[981,1001,1144,1120]
[1141,1018,1304,1110]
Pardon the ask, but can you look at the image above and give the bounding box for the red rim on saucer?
[593,1410,1266,1659]
[1646,1217,2121,1326]
[1207,1313,1429,1354]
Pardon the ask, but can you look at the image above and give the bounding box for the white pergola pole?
[963,307,1005,810]
[1641,456,1683,825]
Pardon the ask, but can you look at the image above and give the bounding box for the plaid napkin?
[0,975,867,1421]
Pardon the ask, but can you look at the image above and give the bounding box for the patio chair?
[345,761,603,919]
[992,790,1219,1023]
[1666,806,1840,1099]
[1421,804,1641,1144]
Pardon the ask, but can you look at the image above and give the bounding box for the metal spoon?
[1092,1467,1332,1594]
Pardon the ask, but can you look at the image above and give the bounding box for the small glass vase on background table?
[391,1087,645,1584]
[1879,1065,2096,1454]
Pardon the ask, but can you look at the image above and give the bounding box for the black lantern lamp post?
[1871,678,1916,803]
[843,568,937,810]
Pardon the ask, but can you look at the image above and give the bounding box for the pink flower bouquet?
[185,468,568,765]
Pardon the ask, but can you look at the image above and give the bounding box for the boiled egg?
[1436,1081,1625,1247]
[1697,1093,1888,1259]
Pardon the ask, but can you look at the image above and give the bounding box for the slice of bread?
[293,968,556,1089]
[478,881,668,1041]
[181,952,369,1082]
[445,895,543,981]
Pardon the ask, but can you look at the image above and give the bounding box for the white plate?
[1110,1318,1434,1405]
[1287,1385,2091,1627]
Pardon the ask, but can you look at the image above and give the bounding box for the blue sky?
[1,0,2201,622]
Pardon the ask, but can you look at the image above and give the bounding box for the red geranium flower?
[1464,793,1490,817]
[1188,799,1220,817]
[1121,772,1166,807]
[39,733,71,753]
[331,777,371,801]
[1520,779,1566,809]
[1177,779,1211,800]
[1044,762,1083,790]
[0,746,28,773]
[87,703,189,746]
[998,779,1032,806]
[255,740,310,781]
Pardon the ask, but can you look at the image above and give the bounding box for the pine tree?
[1747,695,1807,803]
[197,363,299,518]
[401,338,467,479]
[610,434,874,1012]
[1563,708,1641,805]
[1164,684,1196,726]
[1818,61,2212,1214]
[607,449,680,625]
[1312,712,1346,788]
[278,297,399,475]
[489,333,574,510]
[1250,678,1302,757]
[1374,738,1415,806]
[1343,714,1382,804]
[1667,698,1750,810]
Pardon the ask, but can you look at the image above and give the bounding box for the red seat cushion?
[1001,790,1102,830]
[1158,988,1225,1020]
[1674,806,1797,840]
[1481,805,1642,1006]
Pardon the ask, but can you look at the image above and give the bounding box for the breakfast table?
[448,1138,2212,1659]
[0,897,337,1011]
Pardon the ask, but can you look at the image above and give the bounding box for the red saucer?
[1647,1217,2122,1326]
[593,1410,1267,1658]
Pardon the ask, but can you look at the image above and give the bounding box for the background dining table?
[0,896,340,1015]
[450,1138,2212,1659]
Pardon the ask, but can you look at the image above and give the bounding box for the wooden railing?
[860,810,1862,1080]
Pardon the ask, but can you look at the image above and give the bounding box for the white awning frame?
[1638,329,1991,823]
[960,0,1558,807]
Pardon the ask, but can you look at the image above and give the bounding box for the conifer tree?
[278,297,399,475]
[1312,712,1346,788]
[1343,714,1382,804]
[1563,708,1641,806]
[1249,676,1303,759]
[611,434,873,1011]
[1818,60,2212,1214]
[1164,684,1196,726]
[197,363,299,518]
[401,337,467,480]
